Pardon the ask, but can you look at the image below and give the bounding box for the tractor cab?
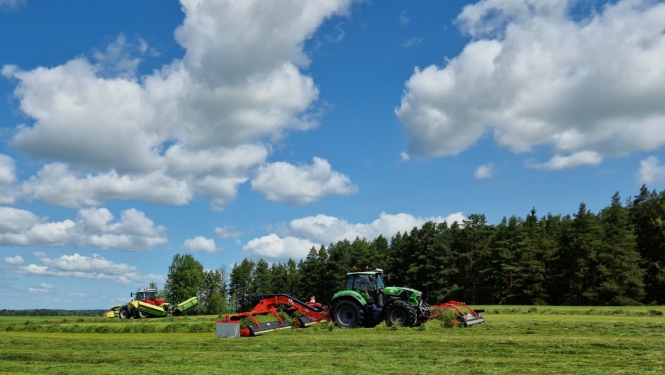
[131,288,163,305]
[345,270,386,304]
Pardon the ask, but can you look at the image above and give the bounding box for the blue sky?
[2,0,665,309]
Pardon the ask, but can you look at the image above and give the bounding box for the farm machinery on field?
[216,269,484,337]
[103,288,199,319]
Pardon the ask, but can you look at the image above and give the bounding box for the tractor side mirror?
[130,292,133,297]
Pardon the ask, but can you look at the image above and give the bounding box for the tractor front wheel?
[119,307,130,320]
[385,301,417,327]
[137,310,149,319]
[332,299,364,328]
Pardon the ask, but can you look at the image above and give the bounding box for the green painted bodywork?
[331,290,368,305]
[383,287,424,307]
[174,297,199,313]
[336,271,425,308]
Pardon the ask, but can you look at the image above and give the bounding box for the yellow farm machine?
[104,288,199,319]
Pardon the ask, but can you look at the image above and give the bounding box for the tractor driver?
[353,274,375,303]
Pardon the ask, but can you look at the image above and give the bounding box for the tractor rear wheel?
[332,299,364,328]
[385,301,417,327]
[119,307,130,320]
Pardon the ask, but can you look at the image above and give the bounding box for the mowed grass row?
[0,315,220,334]
[1,308,664,374]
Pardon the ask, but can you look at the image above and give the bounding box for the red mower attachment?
[430,301,485,327]
[216,294,330,338]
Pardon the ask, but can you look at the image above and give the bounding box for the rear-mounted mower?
[430,301,485,327]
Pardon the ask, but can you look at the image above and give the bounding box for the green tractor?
[330,269,431,328]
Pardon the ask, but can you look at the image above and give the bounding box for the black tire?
[119,307,130,320]
[332,299,364,328]
[384,300,417,327]
[414,306,431,326]
[137,310,149,319]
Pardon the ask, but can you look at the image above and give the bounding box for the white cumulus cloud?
[76,208,167,251]
[0,0,23,9]
[244,234,317,260]
[289,211,465,245]
[637,156,665,185]
[4,255,24,265]
[0,154,19,204]
[0,154,16,185]
[527,151,602,170]
[474,163,494,179]
[18,253,163,284]
[0,206,166,251]
[183,236,219,253]
[215,226,242,241]
[0,207,75,246]
[251,157,357,205]
[244,211,465,261]
[3,0,355,210]
[396,0,665,168]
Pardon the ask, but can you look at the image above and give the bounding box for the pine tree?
[270,262,288,294]
[228,259,255,312]
[597,193,645,305]
[454,214,494,304]
[520,209,548,304]
[251,259,273,296]
[487,216,526,304]
[285,258,301,297]
[299,246,328,302]
[368,235,389,271]
[201,269,226,314]
[629,185,665,304]
[569,203,605,305]
[543,213,574,305]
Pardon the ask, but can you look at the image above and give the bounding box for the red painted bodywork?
[219,295,330,336]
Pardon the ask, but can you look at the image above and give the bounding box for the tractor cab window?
[135,292,145,300]
[352,274,375,303]
[145,291,156,300]
[346,275,356,291]
[376,275,385,289]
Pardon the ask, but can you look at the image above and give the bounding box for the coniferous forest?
[224,186,665,310]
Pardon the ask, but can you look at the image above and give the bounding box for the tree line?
[166,185,665,313]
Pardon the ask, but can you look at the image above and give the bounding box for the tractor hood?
[384,287,422,296]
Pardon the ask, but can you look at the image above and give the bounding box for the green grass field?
[1,306,664,374]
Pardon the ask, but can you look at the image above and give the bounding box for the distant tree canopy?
[164,254,205,306]
[223,185,665,308]
[156,185,665,312]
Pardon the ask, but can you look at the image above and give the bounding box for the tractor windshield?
[350,275,375,303]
